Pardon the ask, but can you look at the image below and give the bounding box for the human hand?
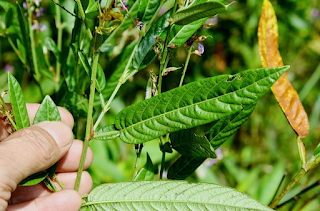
[0,104,93,211]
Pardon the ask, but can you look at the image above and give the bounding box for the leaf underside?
[84,181,273,211]
[114,66,289,144]
[258,0,309,138]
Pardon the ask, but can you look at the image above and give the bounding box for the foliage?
[0,0,320,210]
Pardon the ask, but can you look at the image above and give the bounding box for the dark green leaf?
[60,92,88,118]
[115,66,290,144]
[168,156,205,180]
[170,129,216,158]
[83,181,273,210]
[85,0,99,19]
[94,125,120,140]
[0,1,14,11]
[173,1,227,25]
[17,39,26,64]
[207,104,256,149]
[33,95,61,124]
[5,7,13,27]
[78,51,106,93]
[44,37,61,62]
[20,171,48,186]
[314,143,320,155]
[138,0,161,24]
[133,10,171,69]
[134,153,154,181]
[8,72,30,130]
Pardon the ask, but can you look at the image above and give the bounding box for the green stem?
[27,0,40,82]
[74,52,99,191]
[133,144,144,179]
[8,37,25,64]
[55,1,63,91]
[0,95,17,131]
[179,45,193,87]
[75,0,93,40]
[157,55,170,94]
[159,151,166,179]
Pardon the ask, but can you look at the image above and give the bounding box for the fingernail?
[38,121,73,148]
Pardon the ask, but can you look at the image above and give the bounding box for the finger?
[7,190,82,211]
[57,140,93,172]
[0,122,73,195]
[9,172,92,205]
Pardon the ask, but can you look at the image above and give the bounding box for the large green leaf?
[114,66,290,144]
[207,104,256,149]
[132,10,171,69]
[8,73,30,130]
[33,95,61,124]
[173,1,227,25]
[94,125,120,140]
[170,129,216,158]
[167,156,205,180]
[83,181,273,210]
[60,92,89,118]
[134,153,154,181]
[138,0,161,24]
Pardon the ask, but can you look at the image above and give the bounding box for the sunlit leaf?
[83,181,273,210]
[170,129,216,158]
[173,1,227,25]
[8,72,30,130]
[85,0,99,19]
[137,0,161,24]
[115,66,289,144]
[134,153,154,181]
[33,95,61,124]
[20,171,48,186]
[258,0,309,138]
[167,156,205,180]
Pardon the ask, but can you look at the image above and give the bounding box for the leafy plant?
[0,0,319,210]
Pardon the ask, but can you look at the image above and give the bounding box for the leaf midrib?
[118,70,270,133]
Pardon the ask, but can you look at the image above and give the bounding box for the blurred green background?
[1,0,320,210]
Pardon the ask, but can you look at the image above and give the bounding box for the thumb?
[0,121,73,191]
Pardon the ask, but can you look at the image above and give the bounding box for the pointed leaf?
[33,95,61,124]
[94,125,120,140]
[168,156,205,180]
[207,104,256,149]
[133,10,171,69]
[84,181,273,210]
[20,171,48,186]
[173,1,227,25]
[138,0,161,24]
[115,66,290,144]
[134,153,154,181]
[258,0,309,138]
[85,0,99,19]
[44,37,61,62]
[8,72,30,130]
[170,129,216,158]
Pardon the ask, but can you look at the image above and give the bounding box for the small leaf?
[134,153,154,181]
[94,125,120,140]
[33,95,61,124]
[84,181,273,210]
[78,51,106,93]
[258,0,309,138]
[173,1,227,25]
[167,156,205,180]
[17,39,26,64]
[8,72,30,130]
[170,129,216,158]
[133,10,171,69]
[20,171,48,186]
[115,66,289,144]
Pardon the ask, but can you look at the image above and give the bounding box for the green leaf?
[173,1,227,25]
[207,104,256,149]
[20,171,48,186]
[60,92,88,118]
[132,10,171,69]
[8,72,30,130]
[167,156,205,180]
[17,39,26,64]
[134,153,154,181]
[170,129,216,158]
[94,125,120,140]
[78,51,106,93]
[115,66,290,144]
[138,0,161,24]
[33,95,61,124]
[85,0,99,19]
[44,37,61,62]
[5,7,13,27]
[314,143,320,155]
[83,181,273,210]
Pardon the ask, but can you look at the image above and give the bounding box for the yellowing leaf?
[258,0,309,138]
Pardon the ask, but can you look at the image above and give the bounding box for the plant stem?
[74,0,93,40]
[159,151,166,179]
[74,52,99,191]
[157,55,170,94]
[8,37,25,64]
[55,0,63,91]
[179,46,193,87]
[27,0,40,82]
[0,95,17,131]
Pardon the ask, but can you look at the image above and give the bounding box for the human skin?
[0,104,93,211]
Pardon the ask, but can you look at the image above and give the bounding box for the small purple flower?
[32,21,39,30]
[198,43,204,54]
[121,0,129,11]
[186,39,193,46]
[39,24,46,31]
[34,7,44,17]
[4,64,14,73]
[311,9,320,18]
[23,2,28,9]
[137,21,143,29]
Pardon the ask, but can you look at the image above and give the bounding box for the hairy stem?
[74,52,99,191]
[179,45,193,87]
